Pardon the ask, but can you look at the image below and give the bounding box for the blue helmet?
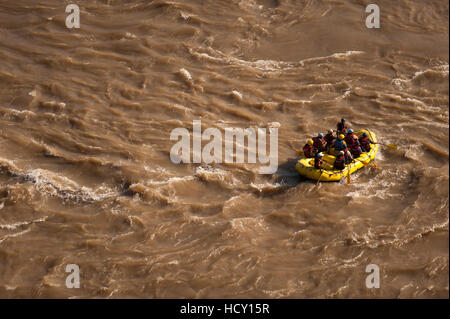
[362,132,367,137]
[341,118,345,122]
[348,129,354,134]
[318,133,324,138]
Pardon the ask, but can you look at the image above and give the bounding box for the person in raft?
[350,139,366,158]
[359,132,374,152]
[324,129,335,149]
[344,145,353,162]
[334,134,347,151]
[345,128,358,148]
[334,151,348,170]
[312,133,327,152]
[303,139,317,158]
[337,118,348,135]
[314,152,324,169]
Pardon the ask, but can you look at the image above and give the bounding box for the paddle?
[364,131,378,167]
[316,169,324,185]
[296,149,303,156]
[361,156,377,168]
[366,130,397,150]
[363,159,377,167]
[345,151,351,184]
[376,142,398,150]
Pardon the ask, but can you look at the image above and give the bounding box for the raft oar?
[359,153,371,166]
[376,142,397,150]
[362,129,397,150]
[361,157,377,168]
[364,130,378,167]
[363,159,377,167]
[365,157,377,167]
[345,151,351,184]
[296,149,304,156]
[316,170,323,186]
[346,166,351,184]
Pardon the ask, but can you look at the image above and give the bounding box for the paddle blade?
[346,169,351,184]
[296,150,304,156]
[361,157,376,167]
[386,144,398,150]
[316,172,323,186]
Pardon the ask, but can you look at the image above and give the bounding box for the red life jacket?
[345,133,357,147]
[343,149,353,163]
[334,155,345,170]
[337,122,348,133]
[312,137,326,150]
[350,144,364,157]
[324,133,335,146]
[303,144,316,158]
[314,157,323,169]
[360,136,371,152]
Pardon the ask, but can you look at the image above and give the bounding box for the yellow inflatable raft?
[295,129,378,182]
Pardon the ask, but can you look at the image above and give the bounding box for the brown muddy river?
[0,0,448,298]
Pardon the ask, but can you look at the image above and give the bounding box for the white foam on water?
[189,48,364,73]
[249,182,281,192]
[8,109,36,117]
[0,216,48,230]
[345,169,406,200]
[268,121,280,128]
[145,175,196,186]
[0,228,31,244]
[341,89,352,99]
[24,168,115,202]
[300,51,365,65]
[228,216,268,234]
[223,194,244,208]
[0,157,20,173]
[178,68,193,82]
[172,104,191,114]
[231,90,243,101]
[392,63,449,89]
[143,165,172,174]
[283,98,312,104]
[195,165,241,188]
